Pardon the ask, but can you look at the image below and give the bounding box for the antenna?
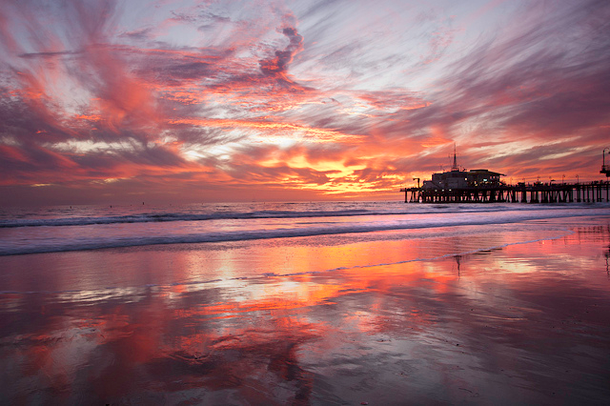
[452,143,458,171]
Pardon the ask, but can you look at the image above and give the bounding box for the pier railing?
[401,181,610,203]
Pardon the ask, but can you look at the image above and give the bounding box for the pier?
[402,147,610,203]
[401,181,610,203]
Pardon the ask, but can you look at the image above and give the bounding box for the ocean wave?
[0,203,594,229]
[1,206,608,256]
[0,209,385,228]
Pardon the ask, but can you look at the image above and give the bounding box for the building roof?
[469,169,506,176]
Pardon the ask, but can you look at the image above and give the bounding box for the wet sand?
[1,216,609,405]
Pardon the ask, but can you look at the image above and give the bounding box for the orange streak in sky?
[170,118,363,142]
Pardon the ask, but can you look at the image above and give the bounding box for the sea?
[1,200,610,257]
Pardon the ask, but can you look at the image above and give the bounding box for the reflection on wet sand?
[1,218,610,404]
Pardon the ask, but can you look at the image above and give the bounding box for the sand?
[1,216,609,405]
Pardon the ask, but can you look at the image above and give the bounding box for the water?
[1,201,609,256]
[1,202,610,404]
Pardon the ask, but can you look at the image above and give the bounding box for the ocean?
[1,201,610,405]
[2,201,610,256]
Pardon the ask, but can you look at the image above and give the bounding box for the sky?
[0,0,609,205]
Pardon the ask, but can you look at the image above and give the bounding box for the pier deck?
[401,181,610,203]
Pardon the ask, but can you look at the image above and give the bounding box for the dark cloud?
[259,21,306,89]
[18,50,79,59]
[119,27,155,41]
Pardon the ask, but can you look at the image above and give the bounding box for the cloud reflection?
[1,220,609,403]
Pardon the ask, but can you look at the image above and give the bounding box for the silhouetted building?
[423,169,504,190]
[422,148,505,190]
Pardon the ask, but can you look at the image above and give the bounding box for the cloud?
[259,19,305,87]
[371,1,610,175]
[1,0,609,204]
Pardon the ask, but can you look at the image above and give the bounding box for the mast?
[452,144,458,171]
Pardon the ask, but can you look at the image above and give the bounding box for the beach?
[1,203,610,405]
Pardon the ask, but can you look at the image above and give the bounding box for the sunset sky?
[1,0,609,205]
